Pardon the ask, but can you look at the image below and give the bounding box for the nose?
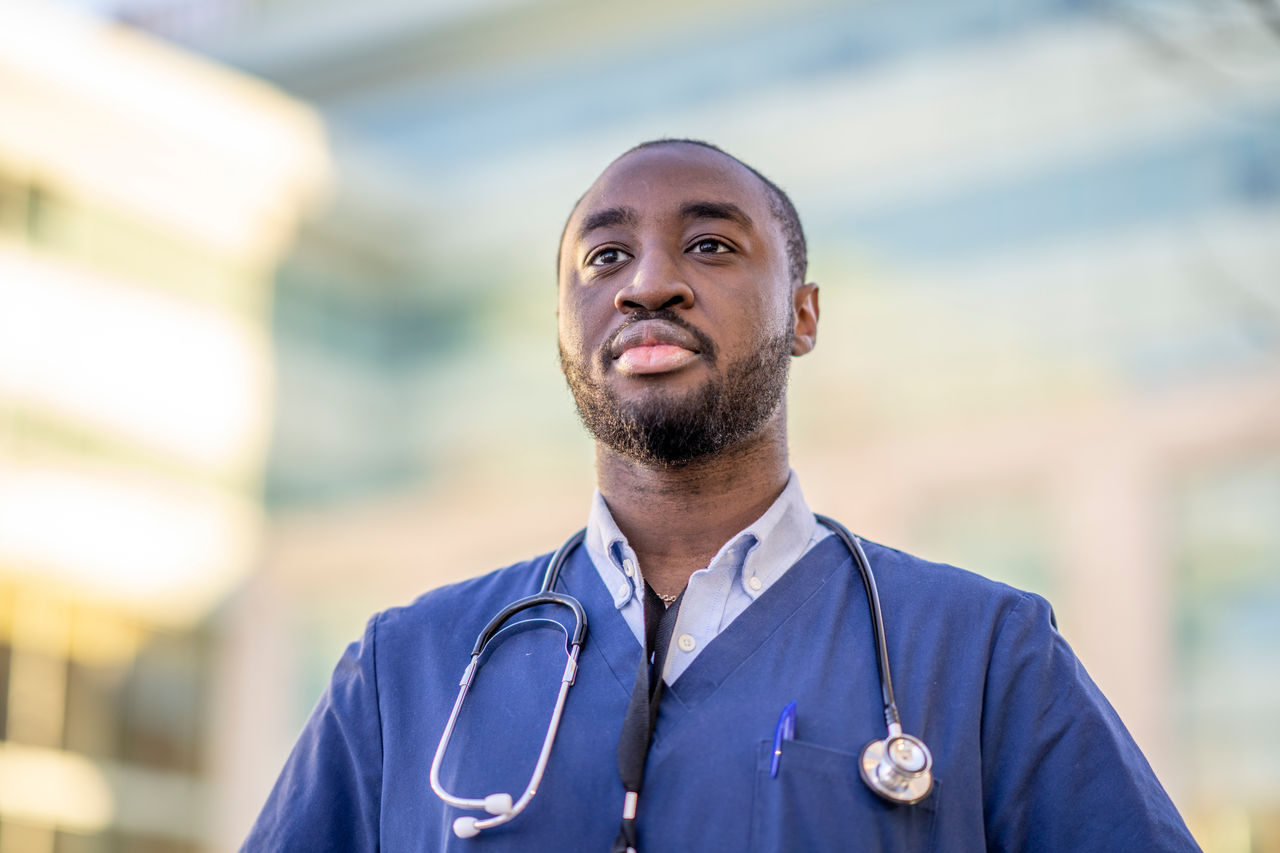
[614,249,694,313]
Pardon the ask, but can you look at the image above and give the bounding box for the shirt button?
[616,583,629,600]
[748,576,763,591]
[677,634,696,652]
[623,559,635,577]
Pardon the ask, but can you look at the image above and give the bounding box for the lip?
[609,319,702,358]
[608,319,703,376]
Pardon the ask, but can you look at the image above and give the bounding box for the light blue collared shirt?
[584,472,829,683]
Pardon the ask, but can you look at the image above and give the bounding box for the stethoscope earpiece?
[859,727,934,805]
[452,817,480,839]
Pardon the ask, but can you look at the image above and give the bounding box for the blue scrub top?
[243,536,1200,852]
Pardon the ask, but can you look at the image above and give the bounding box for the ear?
[791,283,819,356]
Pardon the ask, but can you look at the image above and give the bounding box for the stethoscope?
[430,515,933,840]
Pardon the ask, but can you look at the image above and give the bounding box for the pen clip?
[770,701,797,778]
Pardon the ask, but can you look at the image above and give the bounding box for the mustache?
[600,310,717,362]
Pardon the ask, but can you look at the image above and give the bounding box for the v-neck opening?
[552,533,853,723]
[555,545,645,699]
[665,534,851,707]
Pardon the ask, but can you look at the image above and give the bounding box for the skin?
[558,142,820,597]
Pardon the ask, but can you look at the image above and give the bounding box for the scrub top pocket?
[749,739,939,852]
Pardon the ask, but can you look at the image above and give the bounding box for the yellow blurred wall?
[0,3,326,849]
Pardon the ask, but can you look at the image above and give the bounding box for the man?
[243,140,1199,851]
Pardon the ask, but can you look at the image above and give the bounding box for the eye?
[587,247,632,267]
[689,238,732,255]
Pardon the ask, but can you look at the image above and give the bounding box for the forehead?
[568,144,774,235]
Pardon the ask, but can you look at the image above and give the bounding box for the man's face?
[557,143,814,466]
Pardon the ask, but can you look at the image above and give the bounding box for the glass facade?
[0,7,324,848]
[11,0,1279,849]
[0,585,209,852]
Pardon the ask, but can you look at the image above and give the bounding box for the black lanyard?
[612,583,684,853]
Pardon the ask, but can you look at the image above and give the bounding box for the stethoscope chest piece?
[859,728,933,805]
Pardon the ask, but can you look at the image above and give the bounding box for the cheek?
[723,289,792,341]
[557,286,602,356]
[765,285,798,335]
[558,320,583,359]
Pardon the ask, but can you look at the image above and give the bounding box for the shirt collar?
[584,471,818,611]
[585,490,640,609]
[720,472,818,600]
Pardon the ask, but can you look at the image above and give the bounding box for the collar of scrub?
[583,471,827,684]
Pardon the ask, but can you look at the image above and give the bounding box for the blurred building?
[25,0,1280,850]
[0,3,326,850]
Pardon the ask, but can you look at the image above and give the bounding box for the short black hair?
[558,138,808,288]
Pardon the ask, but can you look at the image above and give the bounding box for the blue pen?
[770,701,797,778]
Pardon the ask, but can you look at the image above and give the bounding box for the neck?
[595,410,791,598]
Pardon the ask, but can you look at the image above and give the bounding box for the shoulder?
[849,538,1066,701]
[371,551,556,647]
[858,538,1046,628]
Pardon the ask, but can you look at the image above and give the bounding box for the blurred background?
[0,0,1277,849]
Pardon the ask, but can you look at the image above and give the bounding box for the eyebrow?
[573,200,756,247]
[577,206,638,243]
[679,201,754,230]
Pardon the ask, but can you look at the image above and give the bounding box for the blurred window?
[0,171,28,240]
[908,487,1056,601]
[54,830,198,853]
[0,587,210,847]
[53,828,116,853]
[63,658,128,761]
[0,643,8,741]
[116,632,207,774]
[1171,452,1280,829]
[0,168,252,317]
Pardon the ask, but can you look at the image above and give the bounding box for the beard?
[560,312,793,466]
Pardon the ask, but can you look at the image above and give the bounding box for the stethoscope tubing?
[813,514,902,730]
[434,513,932,839]
[429,583,587,835]
[540,527,586,593]
[469,590,587,654]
